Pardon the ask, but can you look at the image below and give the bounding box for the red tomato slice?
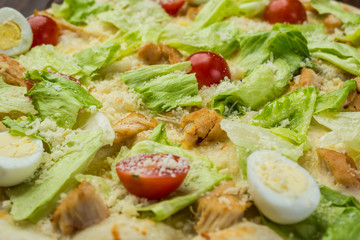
[186,51,231,88]
[263,0,307,24]
[160,0,185,16]
[116,153,190,200]
[27,15,60,48]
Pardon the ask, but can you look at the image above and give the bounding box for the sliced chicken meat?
[138,42,183,65]
[195,181,251,234]
[52,181,109,235]
[181,108,227,148]
[323,15,342,34]
[0,54,26,87]
[317,148,360,189]
[113,112,158,144]
[343,77,360,111]
[290,68,323,92]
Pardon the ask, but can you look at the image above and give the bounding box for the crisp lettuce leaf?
[236,0,269,18]
[263,185,360,240]
[52,0,109,25]
[236,30,309,75]
[7,130,103,222]
[251,86,317,136]
[17,45,89,85]
[98,0,169,32]
[134,73,202,112]
[221,119,303,162]
[148,123,181,147]
[191,0,240,30]
[272,23,327,42]
[309,41,360,76]
[313,112,360,152]
[112,140,228,221]
[0,79,37,117]
[166,21,240,57]
[122,62,191,89]
[314,80,356,114]
[26,71,102,129]
[212,59,291,116]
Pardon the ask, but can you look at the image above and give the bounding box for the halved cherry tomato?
[159,0,185,16]
[116,153,190,200]
[263,0,307,24]
[186,51,231,88]
[27,15,60,48]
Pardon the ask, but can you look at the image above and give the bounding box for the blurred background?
[0,0,359,19]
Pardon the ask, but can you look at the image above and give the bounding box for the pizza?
[1,0,360,239]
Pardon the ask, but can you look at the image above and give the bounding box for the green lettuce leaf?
[7,130,103,222]
[112,140,228,221]
[314,79,356,114]
[236,0,269,18]
[98,0,169,32]
[237,30,309,75]
[1,115,50,150]
[26,71,102,129]
[310,0,360,46]
[122,62,191,89]
[0,79,37,117]
[166,21,240,57]
[272,23,328,42]
[309,41,360,76]
[313,112,360,152]
[263,185,360,240]
[52,0,109,25]
[148,123,181,147]
[212,59,291,116]
[251,86,317,136]
[17,45,89,85]
[191,0,240,30]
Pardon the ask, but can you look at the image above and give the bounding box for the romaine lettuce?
[112,140,228,221]
[148,123,181,147]
[309,41,360,76]
[0,79,37,117]
[26,71,102,129]
[166,21,240,57]
[314,80,356,114]
[52,0,109,25]
[236,30,309,75]
[7,130,103,222]
[263,185,360,240]
[17,45,89,85]
[250,86,317,137]
[212,59,291,116]
[236,0,269,18]
[272,23,327,42]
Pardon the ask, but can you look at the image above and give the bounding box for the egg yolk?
[256,158,309,198]
[0,133,38,157]
[0,21,21,50]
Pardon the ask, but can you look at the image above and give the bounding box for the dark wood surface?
[0,0,359,17]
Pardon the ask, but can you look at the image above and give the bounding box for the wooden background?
[0,0,359,17]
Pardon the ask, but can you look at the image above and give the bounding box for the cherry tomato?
[263,0,307,24]
[159,0,185,16]
[116,153,190,200]
[186,51,231,88]
[27,15,60,48]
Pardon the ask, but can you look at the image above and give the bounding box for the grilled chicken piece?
[181,109,227,148]
[138,42,183,65]
[343,77,360,111]
[113,112,158,144]
[289,68,323,92]
[52,181,109,235]
[317,148,360,188]
[0,54,26,87]
[34,10,108,41]
[195,181,251,234]
[323,15,342,34]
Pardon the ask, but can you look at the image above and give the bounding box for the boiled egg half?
[247,150,320,224]
[0,7,33,57]
[0,131,43,187]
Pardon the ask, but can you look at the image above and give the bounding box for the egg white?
[0,131,43,187]
[0,7,33,57]
[247,150,320,224]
